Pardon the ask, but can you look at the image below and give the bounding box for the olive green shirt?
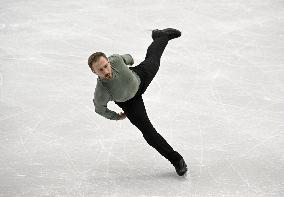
[93,54,141,120]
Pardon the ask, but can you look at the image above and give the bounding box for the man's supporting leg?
[115,94,183,166]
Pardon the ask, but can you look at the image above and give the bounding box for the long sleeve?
[93,81,120,120]
[121,54,134,66]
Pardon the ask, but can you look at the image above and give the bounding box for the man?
[88,28,188,176]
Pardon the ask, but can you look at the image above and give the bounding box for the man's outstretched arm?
[121,54,134,66]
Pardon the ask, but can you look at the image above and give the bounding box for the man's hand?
[117,111,126,120]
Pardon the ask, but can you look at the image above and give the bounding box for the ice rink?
[0,0,284,196]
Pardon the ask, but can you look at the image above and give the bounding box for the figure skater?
[88,28,187,176]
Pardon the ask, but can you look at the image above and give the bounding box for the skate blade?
[182,171,189,179]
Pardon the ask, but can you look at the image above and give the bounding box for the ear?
[91,64,96,74]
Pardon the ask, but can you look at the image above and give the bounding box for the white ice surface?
[0,0,284,196]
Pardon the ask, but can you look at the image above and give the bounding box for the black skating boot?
[152,28,182,41]
[173,158,188,176]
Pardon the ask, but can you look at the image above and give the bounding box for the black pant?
[115,36,183,166]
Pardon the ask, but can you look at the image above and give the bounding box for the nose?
[105,72,110,77]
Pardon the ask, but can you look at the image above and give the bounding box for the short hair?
[88,52,107,70]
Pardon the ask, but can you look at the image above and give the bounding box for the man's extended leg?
[115,94,183,166]
[132,35,169,95]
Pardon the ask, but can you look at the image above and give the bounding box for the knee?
[144,55,160,66]
[141,123,157,138]
[142,131,158,146]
